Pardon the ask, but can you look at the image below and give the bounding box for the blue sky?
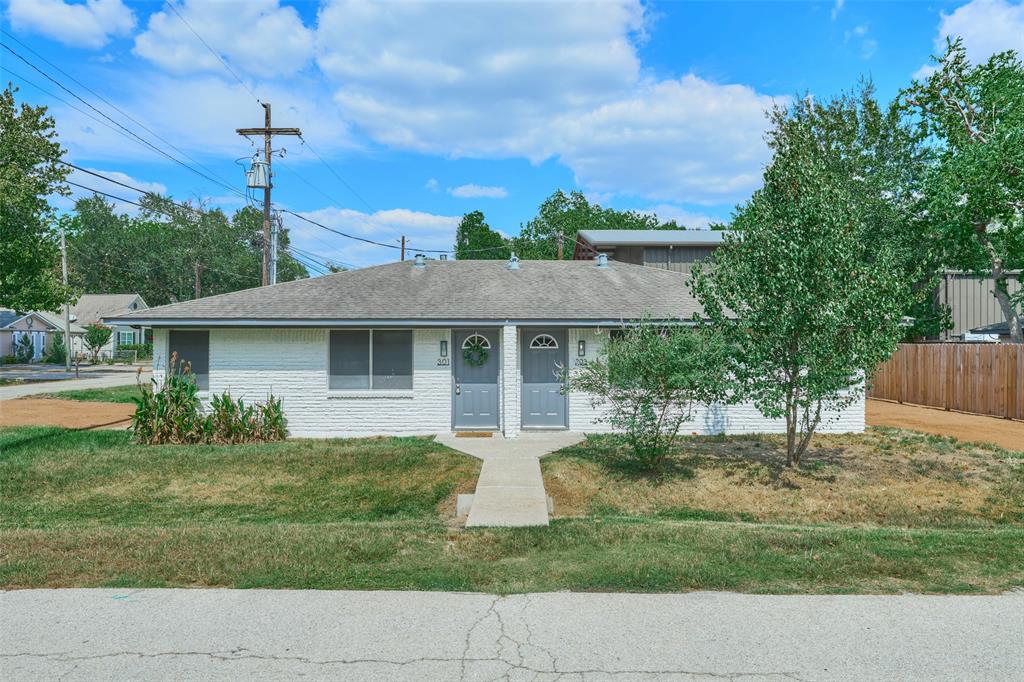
[3,0,1023,269]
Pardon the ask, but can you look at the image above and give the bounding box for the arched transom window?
[529,334,559,349]
[461,333,491,350]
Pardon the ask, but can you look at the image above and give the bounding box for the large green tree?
[694,97,916,467]
[454,210,509,260]
[902,40,1024,342]
[0,84,69,310]
[67,196,308,306]
[513,190,680,259]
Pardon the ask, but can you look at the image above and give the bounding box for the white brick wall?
[501,325,520,438]
[149,324,863,438]
[565,327,864,435]
[154,327,452,437]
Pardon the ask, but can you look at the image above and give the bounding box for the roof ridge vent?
[507,253,521,270]
[595,253,609,268]
[413,253,426,268]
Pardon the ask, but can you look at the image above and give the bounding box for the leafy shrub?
[117,342,153,359]
[44,331,66,365]
[1,355,18,365]
[132,353,287,445]
[567,324,731,470]
[13,335,33,363]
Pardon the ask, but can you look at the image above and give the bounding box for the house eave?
[103,316,700,328]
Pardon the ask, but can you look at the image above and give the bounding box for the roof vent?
[506,253,520,270]
[595,253,609,268]
[413,253,426,268]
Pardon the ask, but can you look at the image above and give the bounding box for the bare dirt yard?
[0,399,134,430]
[867,398,1024,451]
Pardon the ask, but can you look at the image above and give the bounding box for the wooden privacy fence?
[869,343,1023,421]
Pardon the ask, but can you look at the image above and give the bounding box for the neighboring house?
[0,309,85,361]
[573,229,730,274]
[70,294,150,359]
[107,257,864,439]
[965,321,1024,343]
[937,271,1021,341]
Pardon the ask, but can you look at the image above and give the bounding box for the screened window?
[329,330,412,391]
[118,330,134,345]
[169,330,209,390]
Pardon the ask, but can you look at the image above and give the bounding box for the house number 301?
[437,358,450,366]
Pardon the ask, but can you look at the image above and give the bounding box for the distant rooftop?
[576,229,731,248]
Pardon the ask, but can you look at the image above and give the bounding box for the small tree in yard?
[83,323,112,363]
[45,331,66,365]
[902,40,1024,342]
[693,98,916,468]
[567,324,730,470]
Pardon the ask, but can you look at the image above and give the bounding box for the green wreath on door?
[462,337,489,367]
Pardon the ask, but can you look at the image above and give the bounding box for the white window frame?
[118,330,134,345]
[461,333,492,350]
[529,333,559,350]
[327,328,415,397]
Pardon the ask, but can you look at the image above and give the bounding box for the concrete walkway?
[436,431,584,527]
[3,588,1022,681]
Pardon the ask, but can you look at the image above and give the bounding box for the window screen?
[169,330,209,390]
[329,330,370,389]
[372,330,413,389]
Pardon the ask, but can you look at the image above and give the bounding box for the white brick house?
[107,257,864,438]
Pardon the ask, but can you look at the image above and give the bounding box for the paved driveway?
[2,589,1021,681]
[0,366,150,400]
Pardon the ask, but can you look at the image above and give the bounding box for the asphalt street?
[2,589,1022,680]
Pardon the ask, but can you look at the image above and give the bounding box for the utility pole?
[401,235,406,261]
[59,222,71,373]
[271,212,281,285]
[236,102,301,286]
[194,262,203,299]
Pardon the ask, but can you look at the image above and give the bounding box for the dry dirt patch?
[0,399,133,429]
[867,399,1024,451]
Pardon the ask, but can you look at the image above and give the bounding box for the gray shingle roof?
[106,260,703,325]
[71,294,146,325]
[577,229,730,247]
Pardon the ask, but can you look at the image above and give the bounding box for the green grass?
[1,426,1021,594]
[38,384,146,403]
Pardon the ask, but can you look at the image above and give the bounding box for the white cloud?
[313,0,778,205]
[52,74,353,166]
[133,0,313,78]
[639,204,718,229]
[919,0,1024,75]
[291,206,460,267]
[55,167,167,215]
[448,184,508,199]
[831,0,845,21]
[552,76,783,204]
[7,0,134,49]
[316,0,647,159]
[844,25,877,60]
[424,178,439,192]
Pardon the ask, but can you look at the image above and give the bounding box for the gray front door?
[521,328,567,428]
[453,329,500,429]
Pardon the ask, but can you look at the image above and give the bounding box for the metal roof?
[576,229,731,248]
[106,259,704,326]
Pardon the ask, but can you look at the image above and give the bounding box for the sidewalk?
[436,431,584,527]
[3,588,1021,681]
[0,367,150,400]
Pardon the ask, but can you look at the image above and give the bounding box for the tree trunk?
[785,400,797,467]
[979,225,1022,344]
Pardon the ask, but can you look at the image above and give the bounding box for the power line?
[296,134,377,214]
[1,28,239,195]
[163,1,262,105]
[1,41,245,200]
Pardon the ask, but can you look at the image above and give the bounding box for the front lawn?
[37,383,147,403]
[543,429,1024,528]
[1,426,1021,594]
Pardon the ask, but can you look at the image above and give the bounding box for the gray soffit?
[105,259,703,325]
